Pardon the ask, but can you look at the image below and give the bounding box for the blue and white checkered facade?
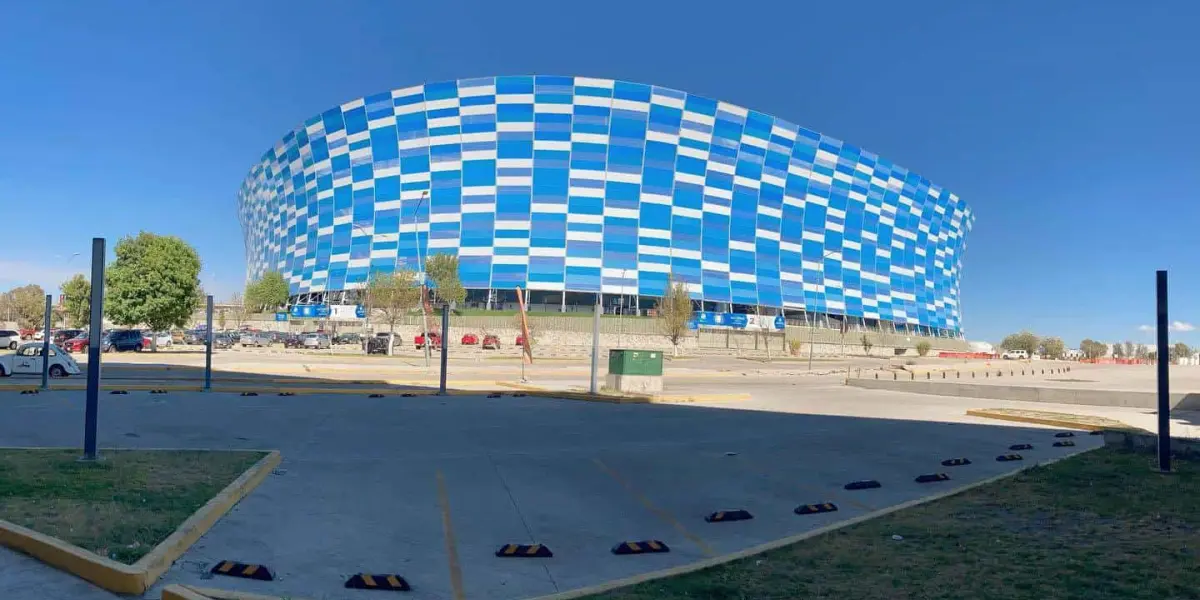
[239,76,973,332]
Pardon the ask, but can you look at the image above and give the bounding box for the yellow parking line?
[593,458,715,557]
[436,471,466,600]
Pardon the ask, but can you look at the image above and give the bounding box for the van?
[1001,349,1028,360]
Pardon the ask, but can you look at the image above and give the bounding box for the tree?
[424,253,466,307]
[7,284,47,329]
[1172,342,1192,362]
[227,292,246,329]
[364,270,420,355]
[1111,342,1124,358]
[1000,331,1039,357]
[217,309,228,330]
[105,232,202,350]
[1079,339,1107,360]
[1123,341,1135,359]
[654,278,693,357]
[861,333,873,356]
[916,340,932,357]
[244,271,290,314]
[1135,344,1149,360]
[60,275,91,328]
[1039,336,1066,360]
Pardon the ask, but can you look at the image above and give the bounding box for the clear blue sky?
[1,1,1196,346]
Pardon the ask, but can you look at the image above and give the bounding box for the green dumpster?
[608,349,664,376]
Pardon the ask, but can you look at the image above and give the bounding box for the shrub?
[788,339,802,356]
[916,341,932,357]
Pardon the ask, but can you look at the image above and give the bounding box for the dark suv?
[103,329,144,352]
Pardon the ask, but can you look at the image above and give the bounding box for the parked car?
[282,334,303,349]
[211,334,232,350]
[145,331,173,348]
[0,343,81,378]
[52,329,84,345]
[269,331,288,345]
[481,334,501,350]
[1001,349,1029,360]
[461,333,479,345]
[334,332,362,345]
[240,332,272,347]
[102,330,144,353]
[365,335,390,355]
[516,334,527,347]
[303,333,331,349]
[18,328,35,340]
[0,329,20,350]
[183,330,205,345]
[414,332,442,350]
[62,333,90,353]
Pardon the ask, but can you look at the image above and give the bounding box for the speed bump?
[794,503,838,515]
[110,390,128,395]
[278,392,295,397]
[487,392,503,398]
[1055,432,1075,438]
[240,392,258,397]
[512,392,527,397]
[705,509,753,523]
[1089,430,1104,435]
[1053,440,1076,447]
[210,560,274,581]
[914,473,951,483]
[401,392,416,397]
[495,543,553,558]
[941,458,972,467]
[996,454,1023,462]
[1009,444,1033,451]
[844,480,882,491]
[344,573,411,591]
[19,389,38,395]
[150,389,168,394]
[369,393,385,398]
[612,540,669,555]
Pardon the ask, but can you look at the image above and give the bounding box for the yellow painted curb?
[162,583,219,600]
[0,449,281,595]
[965,408,1135,432]
[163,584,308,600]
[525,447,1101,600]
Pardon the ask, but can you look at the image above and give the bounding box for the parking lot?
[0,383,1099,600]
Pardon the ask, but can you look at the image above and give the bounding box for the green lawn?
[589,446,1200,600]
[0,449,265,564]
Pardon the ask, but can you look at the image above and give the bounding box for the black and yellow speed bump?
[495,543,553,558]
[369,393,385,398]
[19,389,38,395]
[240,392,258,397]
[1053,440,1076,447]
[1009,443,1033,451]
[914,473,951,483]
[611,540,669,555]
[344,573,411,591]
[150,389,168,394]
[844,479,881,491]
[278,392,295,397]
[1055,432,1075,438]
[941,457,971,467]
[110,390,128,395]
[996,454,1024,462]
[512,392,527,397]
[794,502,838,515]
[487,392,503,398]
[401,392,416,397]
[210,560,274,581]
[705,509,753,523]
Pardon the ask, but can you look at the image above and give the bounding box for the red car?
[461,333,479,345]
[63,334,89,353]
[414,332,442,349]
[516,334,527,347]
[482,334,501,350]
[18,328,35,340]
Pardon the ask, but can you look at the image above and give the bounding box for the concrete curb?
[494,382,751,404]
[0,449,280,594]
[964,408,1138,432]
[162,584,307,600]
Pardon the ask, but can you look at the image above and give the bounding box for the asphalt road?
[0,387,1099,600]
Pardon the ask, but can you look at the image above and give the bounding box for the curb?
[0,449,281,594]
[494,382,751,404]
[162,584,305,600]
[964,408,1138,432]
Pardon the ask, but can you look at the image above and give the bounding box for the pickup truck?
[0,343,82,378]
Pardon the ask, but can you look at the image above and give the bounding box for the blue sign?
[725,313,748,329]
[355,304,366,319]
[289,304,329,319]
[774,314,786,330]
[274,312,288,322]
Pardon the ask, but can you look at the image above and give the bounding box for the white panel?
[492,254,529,265]
[496,93,534,104]
[535,103,573,114]
[497,121,535,132]
[646,130,679,144]
[607,171,641,184]
[572,132,609,144]
[458,246,493,256]
[533,140,571,151]
[603,206,639,219]
[672,206,702,219]
[729,240,755,252]
[565,256,602,267]
[729,272,756,283]
[566,231,603,242]
[529,246,567,257]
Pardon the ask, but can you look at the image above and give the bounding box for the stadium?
[238,76,973,336]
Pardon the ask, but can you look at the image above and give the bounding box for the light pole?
[808,249,839,371]
[412,190,431,367]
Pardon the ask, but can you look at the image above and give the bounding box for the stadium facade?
[238,76,973,335]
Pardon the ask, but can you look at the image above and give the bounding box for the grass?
[589,446,1200,600]
[0,449,266,564]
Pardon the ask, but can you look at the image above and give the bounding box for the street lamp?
[412,190,431,367]
[808,249,840,371]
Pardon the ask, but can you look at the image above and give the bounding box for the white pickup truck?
[0,343,82,378]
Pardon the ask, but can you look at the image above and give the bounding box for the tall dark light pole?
[82,238,106,461]
[1155,270,1171,472]
[40,295,52,390]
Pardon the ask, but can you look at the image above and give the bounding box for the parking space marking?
[593,458,715,557]
[436,471,466,600]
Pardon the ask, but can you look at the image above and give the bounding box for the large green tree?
[60,275,91,328]
[1172,342,1192,362]
[1079,339,1107,360]
[7,284,47,329]
[105,233,203,345]
[1038,336,1066,360]
[1000,331,1039,356]
[244,271,290,314]
[655,278,693,357]
[424,253,466,307]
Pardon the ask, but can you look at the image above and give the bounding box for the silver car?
[302,333,331,349]
[0,329,19,351]
[240,332,272,347]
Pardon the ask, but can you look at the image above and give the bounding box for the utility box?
[606,349,664,393]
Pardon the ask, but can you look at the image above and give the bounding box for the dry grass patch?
[590,446,1200,600]
[0,449,265,564]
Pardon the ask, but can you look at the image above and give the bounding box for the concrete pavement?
[0,385,1100,600]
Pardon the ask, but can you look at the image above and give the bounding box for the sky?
[0,0,1196,346]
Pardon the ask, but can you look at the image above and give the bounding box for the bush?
[916,341,932,357]
[788,339,802,356]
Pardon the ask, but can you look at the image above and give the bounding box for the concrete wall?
[847,377,1200,410]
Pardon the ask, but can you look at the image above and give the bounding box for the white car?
[0,329,20,351]
[1001,349,1028,360]
[145,332,173,348]
[0,343,82,378]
